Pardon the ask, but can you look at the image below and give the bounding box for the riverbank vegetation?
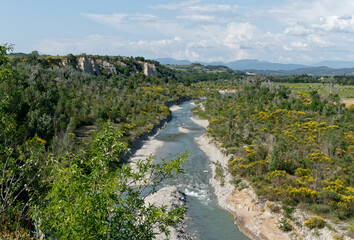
[193,78,354,237]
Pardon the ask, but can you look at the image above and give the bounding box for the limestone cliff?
[61,56,161,77]
[143,62,159,77]
[96,59,117,75]
[76,57,101,76]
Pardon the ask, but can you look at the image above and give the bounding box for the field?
[165,63,233,74]
[276,82,354,99]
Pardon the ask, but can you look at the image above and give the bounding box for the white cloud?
[152,0,238,14]
[36,0,354,63]
[223,22,256,49]
[290,41,308,49]
[177,14,215,22]
[36,35,184,57]
[312,15,354,32]
[187,4,238,13]
[284,25,312,36]
[83,13,127,25]
[173,49,200,61]
[82,13,159,28]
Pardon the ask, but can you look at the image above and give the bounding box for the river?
[154,101,248,240]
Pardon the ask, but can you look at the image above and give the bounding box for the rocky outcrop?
[116,60,127,68]
[96,59,117,75]
[61,56,162,77]
[76,57,101,76]
[143,62,159,77]
[144,186,192,240]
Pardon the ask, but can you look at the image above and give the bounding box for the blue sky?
[2,0,354,64]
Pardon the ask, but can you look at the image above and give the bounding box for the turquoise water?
[154,101,249,240]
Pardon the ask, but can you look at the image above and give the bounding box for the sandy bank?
[170,105,183,112]
[190,116,209,129]
[178,126,191,134]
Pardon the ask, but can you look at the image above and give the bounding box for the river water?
[154,101,249,240]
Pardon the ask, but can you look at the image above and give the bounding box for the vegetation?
[0,45,196,239]
[2,42,354,238]
[304,216,326,229]
[276,82,354,98]
[194,77,354,233]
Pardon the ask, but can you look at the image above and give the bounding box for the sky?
[2,0,354,64]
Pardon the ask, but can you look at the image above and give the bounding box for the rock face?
[116,60,127,68]
[96,59,117,75]
[143,62,158,77]
[62,56,161,77]
[144,186,192,240]
[76,57,101,76]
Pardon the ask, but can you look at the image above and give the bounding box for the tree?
[36,121,188,239]
[1,43,45,239]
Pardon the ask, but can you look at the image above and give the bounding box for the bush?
[318,190,341,204]
[287,187,318,203]
[310,204,331,214]
[304,216,326,229]
[277,217,293,232]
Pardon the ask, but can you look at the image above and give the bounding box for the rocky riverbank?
[145,186,191,240]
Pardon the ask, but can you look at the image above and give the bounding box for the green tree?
[36,121,188,239]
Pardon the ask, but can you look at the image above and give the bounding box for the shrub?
[282,205,295,219]
[277,217,293,232]
[310,204,331,214]
[267,202,281,213]
[304,216,326,229]
[318,189,341,204]
[287,186,317,203]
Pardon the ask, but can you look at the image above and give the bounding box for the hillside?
[9,53,176,78]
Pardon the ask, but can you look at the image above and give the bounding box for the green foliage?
[277,217,293,232]
[36,122,188,239]
[215,161,225,186]
[0,45,198,238]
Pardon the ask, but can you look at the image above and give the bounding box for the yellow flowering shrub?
[304,216,326,229]
[324,178,347,193]
[287,186,317,202]
[337,195,354,211]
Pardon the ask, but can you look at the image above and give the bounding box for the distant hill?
[156,58,354,76]
[250,66,354,76]
[225,59,307,71]
[156,58,306,71]
[312,60,354,69]
[155,58,192,65]
[8,52,28,56]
